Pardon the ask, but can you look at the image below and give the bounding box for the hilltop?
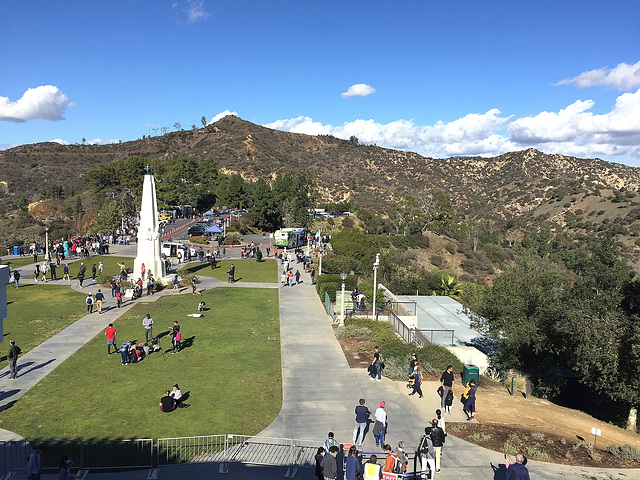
[3,115,640,267]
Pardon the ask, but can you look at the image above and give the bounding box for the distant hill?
[3,115,640,267]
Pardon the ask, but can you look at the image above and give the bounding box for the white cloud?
[264,89,640,163]
[556,60,640,91]
[174,0,209,24]
[207,110,238,125]
[0,85,69,123]
[263,116,332,136]
[341,84,376,98]
[264,109,510,157]
[509,89,640,160]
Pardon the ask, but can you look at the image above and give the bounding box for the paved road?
[0,246,638,479]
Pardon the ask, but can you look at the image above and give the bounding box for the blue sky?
[2,1,640,164]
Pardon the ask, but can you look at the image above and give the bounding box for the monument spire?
[134,166,165,282]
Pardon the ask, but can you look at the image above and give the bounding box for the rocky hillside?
[3,115,640,266]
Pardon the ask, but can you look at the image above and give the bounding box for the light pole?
[45,226,50,260]
[340,270,347,325]
[372,253,380,319]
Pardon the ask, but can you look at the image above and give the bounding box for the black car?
[188,225,206,236]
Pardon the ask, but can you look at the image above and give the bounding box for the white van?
[161,242,196,259]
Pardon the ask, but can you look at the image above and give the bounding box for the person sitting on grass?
[159,390,176,412]
[170,384,182,402]
[198,301,206,312]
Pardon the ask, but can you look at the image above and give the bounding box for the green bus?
[274,228,307,248]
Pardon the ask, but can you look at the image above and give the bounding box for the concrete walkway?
[1,252,638,479]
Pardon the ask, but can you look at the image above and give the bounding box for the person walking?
[435,409,446,451]
[463,378,478,420]
[77,262,86,287]
[105,324,117,355]
[63,264,70,281]
[409,361,424,398]
[295,269,301,284]
[506,453,530,480]
[91,263,97,280]
[172,275,179,293]
[440,365,455,411]
[430,418,445,473]
[116,290,122,308]
[373,401,387,447]
[370,346,381,381]
[418,427,435,479]
[49,262,57,280]
[13,269,20,288]
[310,267,316,285]
[352,398,371,447]
[95,289,105,314]
[85,293,94,314]
[7,340,21,379]
[191,277,197,295]
[143,314,154,342]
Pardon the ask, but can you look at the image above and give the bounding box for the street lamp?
[340,270,347,325]
[45,226,50,260]
[372,253,380,319]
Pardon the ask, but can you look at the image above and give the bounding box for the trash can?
[13,246,20,255]
[462,364,479,386]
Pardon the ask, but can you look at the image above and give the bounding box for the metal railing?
[0,439,153,473]
[386,311,455,347]
[157,435,226,465]
[416,329,455,347]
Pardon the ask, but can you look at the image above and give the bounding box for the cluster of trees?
[470,237,640,430]
[83,156,314,232]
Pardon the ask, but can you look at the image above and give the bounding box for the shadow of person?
[490,462,507,480]
[180,336,196,350]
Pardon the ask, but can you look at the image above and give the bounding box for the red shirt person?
[105,324,117,355]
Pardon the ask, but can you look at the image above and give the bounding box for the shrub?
[334,325,372,341]
[321,254,359,275]
[430,255,444,267]
[315,273,358,293]
[223,235,241,245]
[342,217,354,228]
[606,444,640,463]
[414,233,430,249]
[344,318,463,374]
[189,236,209,245]
[390,235,417,250]
[445,243,456,255]
[382,356,411,380]
[318,281,340,302]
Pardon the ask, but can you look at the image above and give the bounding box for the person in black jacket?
[430,419,445,473]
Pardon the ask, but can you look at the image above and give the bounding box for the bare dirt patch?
[448,422,637,468]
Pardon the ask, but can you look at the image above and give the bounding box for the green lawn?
[1,285,87,367]
[0,287,282,440]
[181,259,278,283]
[1,255,46,269]
[26,256,133,280]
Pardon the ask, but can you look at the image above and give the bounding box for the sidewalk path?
[260,265,640,480]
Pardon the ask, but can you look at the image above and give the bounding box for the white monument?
[133,165,166,281]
